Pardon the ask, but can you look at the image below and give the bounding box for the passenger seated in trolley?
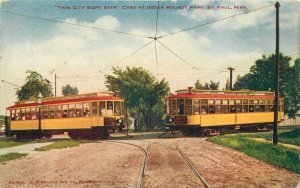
[56,111,62,118]
[63,110,68,118]
[11,114,16,120]
[32,113,37,120]
[83,108,89,117]
[201,108,207,114]
[178,100,184,115]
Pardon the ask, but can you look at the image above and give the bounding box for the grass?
[0,152,28,163]
[0,137,34,149]
[208,134,300,174]
[34,139,92,151]
[236,127,300,146]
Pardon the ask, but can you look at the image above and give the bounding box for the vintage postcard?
[0,0,299,187]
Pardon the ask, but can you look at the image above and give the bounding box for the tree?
[105,67,170,130]
[225,79,231,90]
[16,70,53,100]
[194,79,206,89]
[233,54,300,119]
[194,80,220,90]
[62,84,79,96]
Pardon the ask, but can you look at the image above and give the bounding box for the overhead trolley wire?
[100,39,155,72]
[158,4,275,38]
[157,39,196,69]
[0,10,151,39]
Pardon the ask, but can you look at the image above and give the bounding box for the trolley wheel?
[100,128,109,139]
[68,131,81,140]
[202,128,211,137]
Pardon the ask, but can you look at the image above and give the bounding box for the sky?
[0,0,299,115]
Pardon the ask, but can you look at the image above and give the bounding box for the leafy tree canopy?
[16,70,53,100]
[62,84,79,96]
[233,54,300,119]
[105,67,170,130]
[194,79,220,90]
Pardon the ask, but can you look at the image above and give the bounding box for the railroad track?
[103,140,150,188]
[138,139,210,188]
[103,139,210,188]
[176,142,210,188]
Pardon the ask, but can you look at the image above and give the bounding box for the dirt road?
[0,133,298,188]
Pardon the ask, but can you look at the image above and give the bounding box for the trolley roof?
[7,92,123,110]
[168,88,282,100]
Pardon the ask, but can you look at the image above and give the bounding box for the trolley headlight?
[169,117,174,123]
[116,119,123,123]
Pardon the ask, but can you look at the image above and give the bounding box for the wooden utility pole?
[273,2,280,145]
[227,67,235,90]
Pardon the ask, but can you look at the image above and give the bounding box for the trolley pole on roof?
[1,80,21,88]
[273,2,280,145]
[227,67,235,90]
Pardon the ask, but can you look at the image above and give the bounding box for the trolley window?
[259,100,265,112]
[15,109,20,120]
[243,99,248,104]
[265,104,270,112]
[221,99,229,113]
[236,100,242,113]
[177,99,184,115]
[62,104,68,118]
[99,101,106,116]
[208,99,215,114]
[169,100,177,115]
[107,101,113,116]
[68,104,75,118]
[121,102,124,116]
[75,103,82,117]
[200,99,208,114]
[193,99,200,115]
[185,99,192,115]
[215,100,222,114]
[11,109,16,120]
[31,107,37,120]
[25,108,31,120]
[55,105,62,118]
[242,104,248,113]
[229,100,236,113]
[114,101,121,116]
[48,106,55,119]
[249,100,254,112]
[83,103,90,117]
[253,100,259,112]
[92,102,98,116]
[42,106,48,119]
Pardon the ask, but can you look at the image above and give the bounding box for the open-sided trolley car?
[166,87,284,136]
[6,92,125,139]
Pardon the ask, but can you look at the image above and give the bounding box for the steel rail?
[176,143,210,188]
[138,139,210,188]
[103,140,150,188]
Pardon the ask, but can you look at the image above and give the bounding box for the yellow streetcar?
[6,92,125,139]
[166,87,284,136]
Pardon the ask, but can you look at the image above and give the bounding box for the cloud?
[56,16,120,40]
[280,2,300,29]
[180,1,274,30]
